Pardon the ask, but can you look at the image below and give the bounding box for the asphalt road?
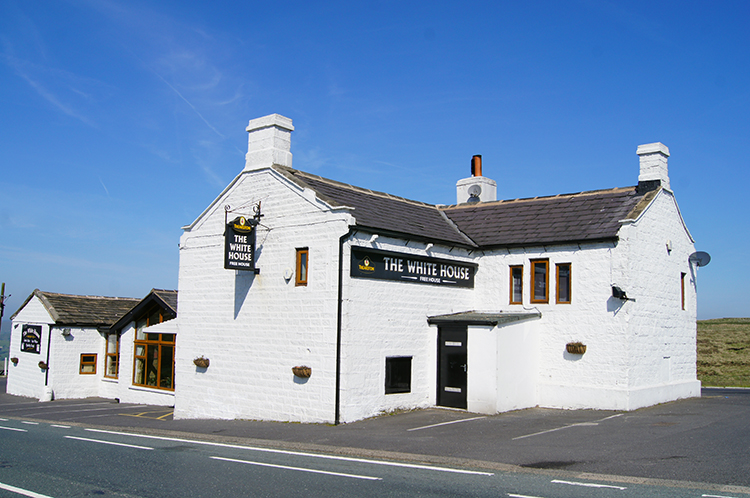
[1,378,749,495]
[2,418,735,498]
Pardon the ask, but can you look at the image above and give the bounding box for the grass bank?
[698,318,750,387]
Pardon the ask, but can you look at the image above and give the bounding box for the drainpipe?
[335,227,355,425]
[44,324,52,386]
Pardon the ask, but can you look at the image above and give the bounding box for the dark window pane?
[511,266,523,303]
[385,356,412,394]
[557,264,571,303]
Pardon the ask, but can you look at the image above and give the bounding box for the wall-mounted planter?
[292,366,311,378]
[566,342,587,355]
[38,361,48,370]
[193,357,210,368]
[10,357,19,365]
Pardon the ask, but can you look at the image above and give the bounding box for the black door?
[437,324,467,409]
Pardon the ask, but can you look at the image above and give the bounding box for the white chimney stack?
[456,155,497,204]
[244,114,294,171]
[636,142,670,191]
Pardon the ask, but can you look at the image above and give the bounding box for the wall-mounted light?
[61,328,71,337]
[612,286,635,302]
[369,234,379,245]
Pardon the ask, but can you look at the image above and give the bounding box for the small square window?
[80,354,97,375]
[385,356,412,394]
[296,248,309,286]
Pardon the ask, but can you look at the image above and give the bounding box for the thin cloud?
[151,67,226,140]
[7,56,97,127]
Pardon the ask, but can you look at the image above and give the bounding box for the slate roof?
[109,289,178,332]
[427,310,542,326]
[442,187,657,248]
[12,290,140,327]
[274,165,658,249]
[275,166,475,247]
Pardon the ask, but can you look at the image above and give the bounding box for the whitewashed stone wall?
[614,189,700,407]
[339,234,477,423]
[46,326,102,399]
[7,297,54,399]
[174,168,353,423]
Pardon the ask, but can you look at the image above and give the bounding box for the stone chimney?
[636,142,670,192]
[244,114,294,171]
[456,155,497,204]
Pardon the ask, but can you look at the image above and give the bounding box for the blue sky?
[1,0,748,324]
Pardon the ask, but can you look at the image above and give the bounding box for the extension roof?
[11,290,141,327]
[276,165,659,249]
[110,289,178,332]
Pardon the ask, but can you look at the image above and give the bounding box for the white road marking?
[407,416,487,431]
[702,495,738,498]
[0,425,27,432]
[0,481,55,498]
[552,479,626,490]
[64,435,154,450]
[50,425,70,429]
[211,456,382,481]
[513,414,622,440]
[84,428,493,476]
[508,494,544,498]
[20,421,39,425]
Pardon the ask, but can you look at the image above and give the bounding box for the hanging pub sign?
[21,324,42,354]
[224,216,257,271]
[351,247,476,288]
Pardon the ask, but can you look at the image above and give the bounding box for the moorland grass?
[697,318,750,387]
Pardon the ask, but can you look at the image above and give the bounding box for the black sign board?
[224,216,256,271]
[21,324,42,354]
[351,247,476,288]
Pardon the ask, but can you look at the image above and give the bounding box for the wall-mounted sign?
[351,247,476,288]
[224,216,256,271]
[21,324,42,354]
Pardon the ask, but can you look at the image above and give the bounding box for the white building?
[5,115,704,422]
[8,289,177,406]
[173,114,704,424]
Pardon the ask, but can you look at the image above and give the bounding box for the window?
[133,306,175,390]
[556,263,572,304]
[681,272,686,310]
[296,248,309,286]
[530,259,549,303]
[104,333,119,378]
[510,265,523,304]
[80,354,97,375]
[385,356,412,394]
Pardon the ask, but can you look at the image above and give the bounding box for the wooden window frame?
[104,332,120,378]
[681,272,686,310]
[132,305,176,391]
[133,333,175,390]
[530,259,549,304]
[556,263,572,304]
[79,353,97,375]
[296,247,309,286]
[509,265,523,304]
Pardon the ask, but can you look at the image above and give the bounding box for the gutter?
[335,227,356,425]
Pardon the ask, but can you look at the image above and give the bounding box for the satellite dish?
[468,185,482,196]
[688,251,711,267]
